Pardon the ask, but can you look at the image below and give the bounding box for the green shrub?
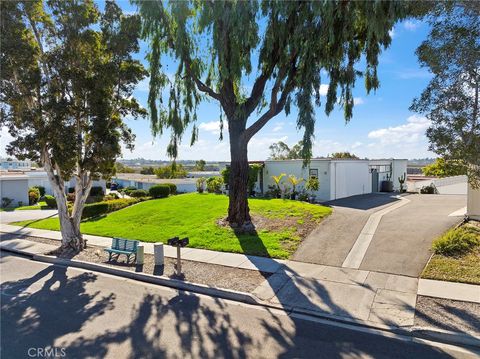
[129,189,149,198]
[28,187,40,205]
[90,186,105,197]
[206,176,223,193]
[196,177,206,193]
[44,195,57,208]
[164,183,177,194]
[32,185,46,197]
[104,193,119,201]
[432,227,480,256]
[148,184,170,198]
[121,186,137,195]
[420,184,436,194]
[1,197,13,208]
[86,195,104,204]
[81,198,139,219]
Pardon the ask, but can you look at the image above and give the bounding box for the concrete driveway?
[293,194,466,277]
[293,193,402,266]
[0,209,58,224]
[359,194,466,277]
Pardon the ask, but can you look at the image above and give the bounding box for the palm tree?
[288,175,304,199]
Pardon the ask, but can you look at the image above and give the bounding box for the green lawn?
[421,248,480,285]
[14,193,332,259]
[421,224,480,285]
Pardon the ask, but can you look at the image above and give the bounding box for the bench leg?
[108,252,112,262]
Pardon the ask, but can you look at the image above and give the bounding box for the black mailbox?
[167,237,189,247]
[167,236,180,246]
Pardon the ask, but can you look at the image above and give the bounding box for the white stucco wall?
[330,161,370,200]
[391,159,408,190]
[263,160,331,201]
[467,185,480,220]
[0,178,29,206]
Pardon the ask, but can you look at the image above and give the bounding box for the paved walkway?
[0,209,58,224]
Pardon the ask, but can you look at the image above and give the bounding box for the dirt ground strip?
[0,233,270,293]
[414,296,480,336]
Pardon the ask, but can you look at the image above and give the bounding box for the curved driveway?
[293,194,466,277]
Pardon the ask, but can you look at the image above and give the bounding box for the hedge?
[163,183,177,194]
[44,195,57,208]
[32,185,46,197]
[129,189,149,198]
[148,185,170,198]
[81,198,139,219]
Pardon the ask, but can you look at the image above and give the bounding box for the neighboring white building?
[0,174,29,206]
[0,159,33,170]
[113,174,197,193]
[261,158,408,201]
[0,171,106,207]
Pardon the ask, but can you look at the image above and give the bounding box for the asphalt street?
[1,252,477,359]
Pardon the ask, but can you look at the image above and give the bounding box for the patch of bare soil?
[414,296,480,335]
[217,214,318,239]
[3,233,270,293]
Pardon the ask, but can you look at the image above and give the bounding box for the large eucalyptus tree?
[410,1,480,187]
[136,1,416,228]
[1,0,146,250]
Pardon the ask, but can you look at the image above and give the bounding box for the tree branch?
[184,58,221,101]
[245,67,296,142]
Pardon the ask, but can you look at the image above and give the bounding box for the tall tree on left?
[0,1,146,251]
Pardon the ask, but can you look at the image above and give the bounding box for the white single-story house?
[0,174,29,206]
[259,158,408,201]
[113,174,197,193]
[0,171,106,207]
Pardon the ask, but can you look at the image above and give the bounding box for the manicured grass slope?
[15,193,331,259]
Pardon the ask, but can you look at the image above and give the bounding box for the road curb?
[411,327,480,348]
[30,254,259,305]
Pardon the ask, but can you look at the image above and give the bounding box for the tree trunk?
[227,122,252,229]
[42,150,86,251]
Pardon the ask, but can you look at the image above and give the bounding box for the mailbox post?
[167,237,189,276]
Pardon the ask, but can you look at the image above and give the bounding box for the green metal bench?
[104,237,139,263]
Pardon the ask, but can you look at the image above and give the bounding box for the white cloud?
[368,115,431,145]
[353,97,364,105]
[319,84,329,96]
[135,77,150,93]
[394,68,432,80]
[403,20,421,31]
[388,28,395,38]
[199,120,228,135]
[272,122,284,132]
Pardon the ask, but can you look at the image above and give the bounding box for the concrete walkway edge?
[342,196,411,269]
[418,279,480,304]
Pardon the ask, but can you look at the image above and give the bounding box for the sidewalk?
[1,224,478,328]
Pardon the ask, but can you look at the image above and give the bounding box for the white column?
[467,184,480,220]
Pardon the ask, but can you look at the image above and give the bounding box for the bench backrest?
[111,237,138,252]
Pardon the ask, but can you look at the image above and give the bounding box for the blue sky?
[1,2,436,162]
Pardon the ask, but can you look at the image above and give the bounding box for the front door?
[371,169,379,192]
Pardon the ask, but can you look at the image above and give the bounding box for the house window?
[309,169,318,178]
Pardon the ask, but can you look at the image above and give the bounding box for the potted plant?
[288,175,304,200]
[305,177,319,203]
[271,173,285,199]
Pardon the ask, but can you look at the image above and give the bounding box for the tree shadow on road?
[0,264,115,358]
